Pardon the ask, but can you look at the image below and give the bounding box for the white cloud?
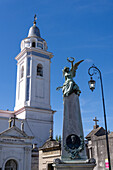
[85,58,93,63]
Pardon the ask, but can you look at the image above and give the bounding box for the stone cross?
[11,115,18,127]
[93,117,99,129]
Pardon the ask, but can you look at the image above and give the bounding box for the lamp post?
[88,64,111,170]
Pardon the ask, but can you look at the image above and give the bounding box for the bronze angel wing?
[70,60,84,77]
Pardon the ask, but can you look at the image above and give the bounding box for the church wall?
[0,118,9,133]
[15,104,53,147]
[15,53,27,111]
[25,109,53,120]
[16,110,26,119]
[24,118,53,147]
[0,143,32,170]
[30,56,51,109]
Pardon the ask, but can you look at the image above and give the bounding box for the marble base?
[53,160,96,170]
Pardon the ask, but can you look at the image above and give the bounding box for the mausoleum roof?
[40,138,61,152]
[86,127,105,140]
[39,129,61,152]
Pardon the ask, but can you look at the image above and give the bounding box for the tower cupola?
[20,16,47,51]
[28,20,41,38]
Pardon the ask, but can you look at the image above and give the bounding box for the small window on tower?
[32,42,36,47]
[37,64,43,77]
[21,65,24,78]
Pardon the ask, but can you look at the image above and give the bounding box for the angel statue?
[56,57,84,97]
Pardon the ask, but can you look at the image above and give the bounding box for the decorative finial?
[93,117,99,129]
[8,118,13,128]
[33,14,37,25]
[21,121,24,131]
[49,128,53,140]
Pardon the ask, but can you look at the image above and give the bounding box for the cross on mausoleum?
[93,117,99,129]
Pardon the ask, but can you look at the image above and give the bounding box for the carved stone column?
[24,147,31,170]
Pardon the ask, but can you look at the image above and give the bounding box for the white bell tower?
[14,17,54,146]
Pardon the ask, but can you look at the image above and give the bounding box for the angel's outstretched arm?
[56,86,63,91]
[71,60,84,77]
[56,84,66,91]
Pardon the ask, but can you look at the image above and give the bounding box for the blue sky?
[0,0,113,138]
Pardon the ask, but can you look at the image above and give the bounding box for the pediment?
[0,126,32,139]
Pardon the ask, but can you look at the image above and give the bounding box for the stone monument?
[53,57,96,170]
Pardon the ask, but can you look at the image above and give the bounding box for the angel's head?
[63,67,70,73]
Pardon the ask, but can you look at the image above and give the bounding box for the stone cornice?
[15,47,53,61]
[15,106,55,115]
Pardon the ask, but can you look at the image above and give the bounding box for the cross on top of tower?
[93,117,99,129]
[33,14,37,25]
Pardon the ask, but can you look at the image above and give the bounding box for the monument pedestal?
[62,93,86,160]
[54,93,96,169]
[53,160,96,170]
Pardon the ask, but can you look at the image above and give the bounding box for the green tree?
[55,135,61,142]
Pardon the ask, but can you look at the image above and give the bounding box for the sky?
[0,0,113,138]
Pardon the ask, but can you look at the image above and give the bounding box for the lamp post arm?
[88,65,101,78]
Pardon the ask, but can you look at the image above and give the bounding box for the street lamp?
[88,77,96,92]
[88,64,111,170]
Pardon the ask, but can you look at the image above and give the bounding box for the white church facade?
[0,17,55,170]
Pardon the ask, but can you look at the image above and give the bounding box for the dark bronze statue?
[56,57,84,97]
